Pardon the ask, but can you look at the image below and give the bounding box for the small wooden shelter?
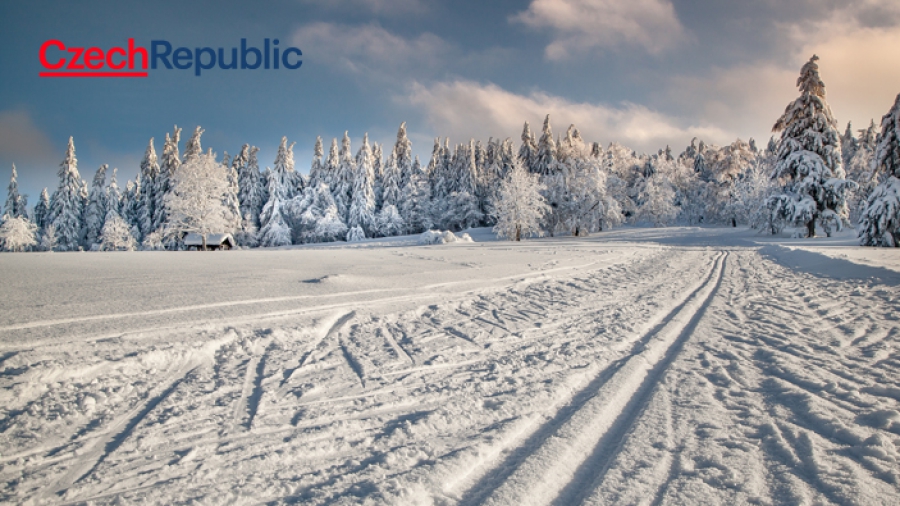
[183,233,236,251]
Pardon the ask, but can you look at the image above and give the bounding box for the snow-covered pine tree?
[842,121,859,169]
[259,165,288,243]
[375,204,405,237]
[107,168,122,216]
[272,136,298,200]
[394,122,413,188]
[373,142,384,211]
[309,136,325,188]
[165,152,231,250]
[493,159,549,241]
[348,133,376,236]
[333,132,354,221]
[137,138,159,240]
[155,126,182,233]
[0,216,37,252]
[33,188,50,232]
[258,199,292,247]
[4,164,27,219]
[858,93,900,247]
[98,208,137,251]
[346,224,365,242]
[83,164,109,249]
[222,152,241,234]
[534,115,558,176]
[519,121,538,174]
[48,137,85,251]
[182,126,204,164]
[400,166,432,234]
[769,55,856,237]
[238,145,264,228]
[381,149,403,211]
[122,175,142,240]
[634,173,677,227]
[324,138,339,191]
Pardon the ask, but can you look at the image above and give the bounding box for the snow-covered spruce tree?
[259,165,288,244]
[165,152,231,250]
[346,224,365,242]
[394,122,413,188]
[348,133,376,236]
[309,136,325,188]
[5,164,27,219]
[846,120,880,221]
[83,164,109,249]
[258,199,292,247]
[237,145,264,228]
[122,176,141,239]
[372,142,384,211]
[98,208,136,251]
[375,204,405,237]
[107,168,122,217]
[769,55,856,237]
[841,121,859,170]
[381,149,403,211]
[859,93,900,247]
[155,126,181,233]
[315,206,348,242]
[33,188,50,232]
[534,115,558,176]
[324,138,339,191]
[182,126,204,164]
[519,121,538,174]
[634,173,677,227]
[285,182,347,244]
[48,137,85,251]
[222,152,241,233]
[400,168,432,234]
[444,141,482,231]
[0,216,37,252]
[272,136,298,200]
[333,132,355,222]
[493,159,549,241]
[137,138,159,240]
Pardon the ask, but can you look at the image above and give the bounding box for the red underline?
[39,71,148,78]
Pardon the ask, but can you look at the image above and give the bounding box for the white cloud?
[511,0,686,59]
[0,109,55,164]
[291,22,452,79]
[405,80,729,153]
[299,0,429,15]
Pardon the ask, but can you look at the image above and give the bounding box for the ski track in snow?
[1,233,899,505]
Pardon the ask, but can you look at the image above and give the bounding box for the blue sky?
[2,0,899,202]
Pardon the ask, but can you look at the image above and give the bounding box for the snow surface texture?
[1,227,899,505]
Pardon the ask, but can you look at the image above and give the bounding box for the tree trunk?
[806,219,816,238]
[202,235,208,251]
[515,224,521,242]
[731,218,737,228]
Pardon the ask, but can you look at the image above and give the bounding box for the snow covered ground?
[1,226,899,505]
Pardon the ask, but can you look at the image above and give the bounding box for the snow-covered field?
[1,227,899,505]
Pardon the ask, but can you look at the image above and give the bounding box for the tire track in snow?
[458,252,726,506]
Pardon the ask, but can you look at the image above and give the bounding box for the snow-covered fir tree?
[348,133,376,236]
[33,188,50,232]
[493,159,549,241]
[83,164,109,249]
[400,166,432,234]
[4,164,27,219]
[324,138,339,192]
[258,199,292,247]
[237,145,264,228]
[165,152,231,250]
[769,55,856,237]
[272,137,298,200]
[534,115,559,176]
[373,142,384,211]
[182,126,204,164]
[155,126,181,233]
[137,138,159,240]
[309,136,325,188]
[841,121,859,170]
[394,122,413,188]
[859,93,900,247]
[107,168,122,216]
[346,224,365,242]
[259,165,288,244]
[285,183,347,244]
[98,208,137,251]
[223,152,241,233]
[634,173,677,227]
[375,204,404,237]
[48,137,85,251]
[334,132,355,222]
[0,216,37,252]
[381,149,403,211]
[519,121,538,174]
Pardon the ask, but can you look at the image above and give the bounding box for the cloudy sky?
[1,0,899,201]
